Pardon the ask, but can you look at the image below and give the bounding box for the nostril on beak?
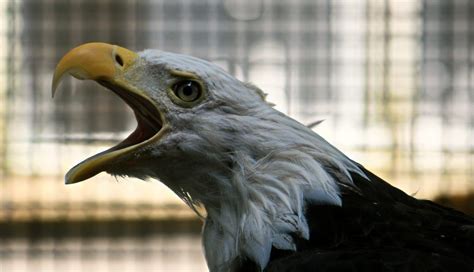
[115,54,124,67]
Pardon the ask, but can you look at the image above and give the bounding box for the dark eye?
[172,80,202,102]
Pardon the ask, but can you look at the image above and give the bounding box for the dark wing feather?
[264,167,474,272]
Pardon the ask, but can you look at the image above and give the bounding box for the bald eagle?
[53,43,474,272]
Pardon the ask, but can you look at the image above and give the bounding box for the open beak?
[52,43,165,184]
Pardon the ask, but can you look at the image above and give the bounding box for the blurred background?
[1,0,473,271]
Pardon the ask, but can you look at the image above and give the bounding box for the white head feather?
[108,50,367,271]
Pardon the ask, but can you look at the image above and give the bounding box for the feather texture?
[99,49,474,271]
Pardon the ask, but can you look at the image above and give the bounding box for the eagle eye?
[172,80,202,103]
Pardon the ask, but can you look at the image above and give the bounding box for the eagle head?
[53,43,365,271]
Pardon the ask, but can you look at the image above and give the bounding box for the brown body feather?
[239,167,474,272]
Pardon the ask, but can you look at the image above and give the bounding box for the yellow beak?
[52,43,145,184]
[52,42,138,96]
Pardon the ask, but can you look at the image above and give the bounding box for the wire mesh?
[1,0,473,271]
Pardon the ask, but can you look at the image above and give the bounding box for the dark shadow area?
[0,219,202,239]
[434,194,474,217]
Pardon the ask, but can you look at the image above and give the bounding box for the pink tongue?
[112,113,157,151]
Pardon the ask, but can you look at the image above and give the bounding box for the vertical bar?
[4,0,18,177]
[382,0,396,177]
[362,0,370,153]
[468,0,473,188]
[0,0,9,177]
